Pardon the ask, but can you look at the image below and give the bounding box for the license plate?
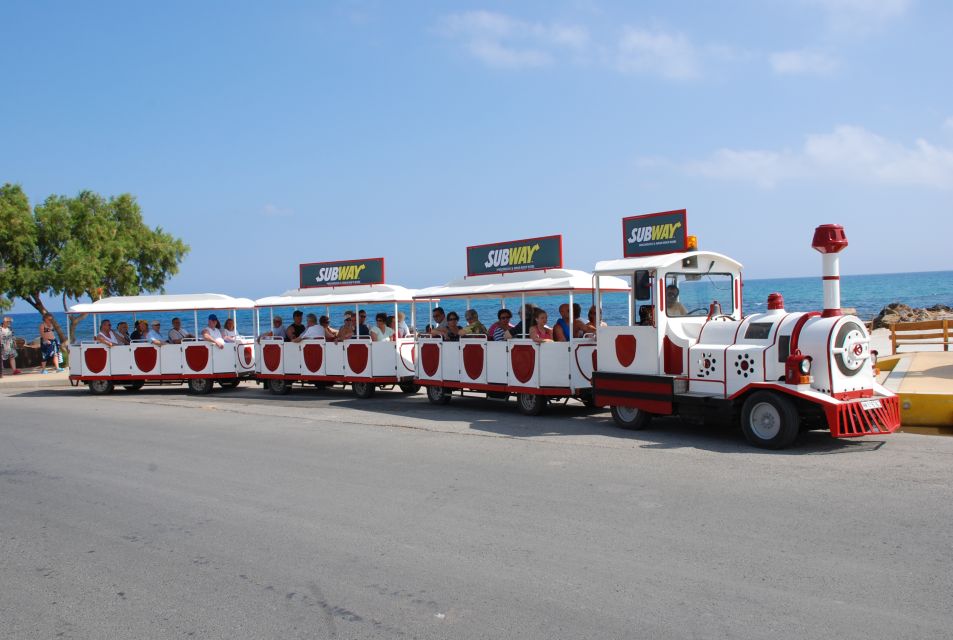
[861,399,882,411]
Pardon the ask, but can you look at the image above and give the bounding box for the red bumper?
[825,394,901,438]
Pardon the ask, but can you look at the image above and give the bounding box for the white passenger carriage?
[255,257,427,397]
[590,211,901,448]
[413,235,628,414]
[68,294,256,394]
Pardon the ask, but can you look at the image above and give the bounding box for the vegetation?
[0,183,189,345]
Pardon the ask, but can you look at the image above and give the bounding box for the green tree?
[0,183,189,345]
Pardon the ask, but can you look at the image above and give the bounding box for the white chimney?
[811,224,848,318]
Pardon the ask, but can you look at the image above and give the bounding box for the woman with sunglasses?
[487,309,513,342]
[443,312,463,341]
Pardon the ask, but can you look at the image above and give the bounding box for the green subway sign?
[299,258,385,288]
[467,235,563,276]
[622,210,688,257]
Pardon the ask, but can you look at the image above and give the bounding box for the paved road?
[1,385,952,639]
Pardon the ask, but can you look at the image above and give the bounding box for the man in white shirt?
[202,314,225,349]
[292,313,324,343]
[146,321,165,346]
[168,317,194,343]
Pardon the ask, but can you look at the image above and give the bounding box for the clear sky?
[2,0,951,313]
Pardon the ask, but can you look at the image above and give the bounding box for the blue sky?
[2,0,951,313]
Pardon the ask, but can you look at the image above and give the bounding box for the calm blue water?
[6,270,951,343]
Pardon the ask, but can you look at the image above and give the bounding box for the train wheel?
[741,391,800,449]
[426,385,451,405]
[398,383,421,394]
[610,405,651,430]
[122,381,144,392]
[517,393,547,416]
[188,378,213,395]
[219,379,240,389]
[352,382,376,399]
[268,379,291,395]
[89,379,114,395]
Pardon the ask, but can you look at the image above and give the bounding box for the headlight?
[799,357,812,375]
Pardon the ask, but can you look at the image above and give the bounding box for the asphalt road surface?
[1,384,952,639]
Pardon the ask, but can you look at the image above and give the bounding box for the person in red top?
[529,308,554,344]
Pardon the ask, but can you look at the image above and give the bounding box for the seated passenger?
[293,313,323,342]
[459,310,487,337]
[130,319,148,342]
[583,305,608,334]
[553,304,572,342]
[202,314,226,349]
[443,312,463,341]
[95,319,121,346]
[529,308,554,344]
[222,318,239,342]
[428,307,448,337]
[335,312,356,342]
[639,305,655,326]
[570,303,586,338]
[357,310,370,337]
[370,312,395,342]
[146,321,166,345]
[666,285,688,316]
[504,304,536,340]
[396,311,411,337]
[319,315,337,340]
[258,316,284,342]
[286,310,305,341]
[487,309,513,341]
[114,321,131,345]
[168,317,195,343]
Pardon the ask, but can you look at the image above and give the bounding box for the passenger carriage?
[589,210,901,448]
[412,235,628,415]
[68,294,257,394]
[254,257,428,397]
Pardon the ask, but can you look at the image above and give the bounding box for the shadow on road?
[12,383,888,456]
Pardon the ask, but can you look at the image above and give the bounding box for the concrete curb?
[0,375,73,390]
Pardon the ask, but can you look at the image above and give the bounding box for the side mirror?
[634,270,652,301]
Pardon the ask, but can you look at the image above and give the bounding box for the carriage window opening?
[665,273,734,318]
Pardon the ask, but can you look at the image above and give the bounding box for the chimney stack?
[811,224,849,318]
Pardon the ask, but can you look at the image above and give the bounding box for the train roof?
[414,269,629,300]
[593,251,743,275]
[69,293,256,313]
[256,284,428,307]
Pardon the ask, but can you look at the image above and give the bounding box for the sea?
[5,270,952,343]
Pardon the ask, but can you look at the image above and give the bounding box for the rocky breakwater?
[871,303,953,330]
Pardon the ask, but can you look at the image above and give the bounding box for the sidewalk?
[0,366,72,390]
[883,351,953,430]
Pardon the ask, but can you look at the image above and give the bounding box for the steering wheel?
[686,307,709,316]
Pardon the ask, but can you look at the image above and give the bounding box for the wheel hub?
[749,402,781,439]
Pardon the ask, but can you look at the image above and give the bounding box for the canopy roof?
[256,284,428,308]
[414,269,629,300]
[594,251,743,275]
[69,293,256,314]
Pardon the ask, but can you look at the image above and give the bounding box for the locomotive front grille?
[828,395,901,437]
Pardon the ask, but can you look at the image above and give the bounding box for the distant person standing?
[1,317,22,375]
[39,313,64,373]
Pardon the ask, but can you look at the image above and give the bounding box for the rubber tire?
[398,383,421,395]
[426,385,451,405]
[610,405,652,430]
[218,379,240,389]
[352,382,376,399]
[268,379,291,395]
[740,391,800,449]
[122,381,145,392]
[517,392,547,416]
[188,378,213,395]
[89,379,114,395]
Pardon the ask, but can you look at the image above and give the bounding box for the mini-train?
[69,211,901,449]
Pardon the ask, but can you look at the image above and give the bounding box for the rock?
[871,302,953,329]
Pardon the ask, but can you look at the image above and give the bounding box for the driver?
[666,285,688,316]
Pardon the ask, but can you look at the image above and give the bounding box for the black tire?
[610,404,652,430]
[88,379,114,395]
[268,378,291,395]
[352,381,376,399]
[188,378,213,395]
[517,392,547,416]
[398,383,421,394]
[426,385,451,405]
[740,391,800,449]
[218,379,240,389]
[122,381,145,392]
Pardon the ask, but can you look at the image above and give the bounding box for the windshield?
[665,273,734,318]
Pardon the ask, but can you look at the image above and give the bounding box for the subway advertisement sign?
[299,257,385,288]
[622,209,688,257]
[467,235,563,276]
